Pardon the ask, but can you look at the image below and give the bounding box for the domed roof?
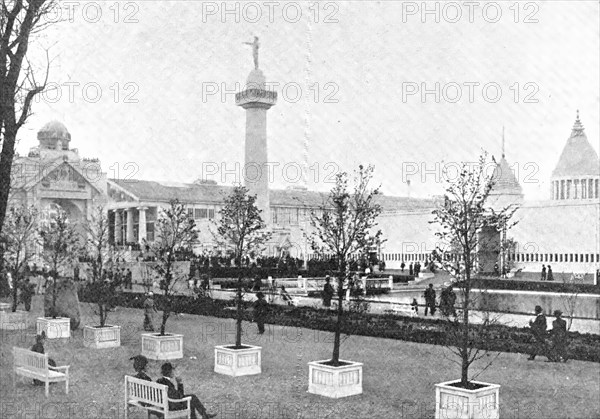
[552,112,599,178]
[37,120,71,141]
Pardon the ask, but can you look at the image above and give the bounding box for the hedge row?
[200,267,413,283]
[79,290,600,363]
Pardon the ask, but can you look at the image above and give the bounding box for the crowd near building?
[8,61,600,278]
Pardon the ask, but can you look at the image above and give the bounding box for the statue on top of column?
[243,36,260,70]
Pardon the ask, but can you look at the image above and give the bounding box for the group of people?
[130,355,217,419]
[540,265,555,281]
[528,305,568,362]
[398,261,427,277]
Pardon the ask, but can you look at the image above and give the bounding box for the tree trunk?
[0,128,17,239]
[331,258,345,365]
[11,269,19,312]
[160,307,168,336]
[461,251,471,387]
[236,276,243,347]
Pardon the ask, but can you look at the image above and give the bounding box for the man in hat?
[550,310,568,362]
[528,305,548,360]
[156,362,216,419]
[253,292,269,334]
[322,276,334,308]
[143,292,157,332]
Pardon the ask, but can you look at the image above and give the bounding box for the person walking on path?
[423,283,436,316]
[550,310,568,362]
[546,265,554,281]
[322,276,334,308]
[143,292,157,332]
[540,265,547,281]
[410,298,419,315]
[446,285,457,317]
[20,277,35,311]
[527,305,548,360]
[253,292,269,334]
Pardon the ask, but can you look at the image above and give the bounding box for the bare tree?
[83,206,123,327]
[431,154,517,388]
[151,200,197,336]
[213,185,271,348]
[38,207,80,317]
[1,0,57,282]
[308,165,382,366]
[1,205,38,311]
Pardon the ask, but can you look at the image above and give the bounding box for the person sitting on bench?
[130,355,152,381]
[156,362,216,419]
[30,332,56,385]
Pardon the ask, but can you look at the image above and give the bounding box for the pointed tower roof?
[552,111,599,178]
[490,128,523,196]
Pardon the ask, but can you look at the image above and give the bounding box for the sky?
[16,0,600,201]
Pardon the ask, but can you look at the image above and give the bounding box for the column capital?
[137,206,148,211]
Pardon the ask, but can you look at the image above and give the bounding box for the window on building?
[585,254,589,263]
[573,179,579,199]
[582,180,588,199]
[535,254,539,262]
[559,254,563,262]
[569,254,573,262]
[272,210,278,224]
[560,180,565,199]
[187,208,193,218]
[208,209,215,219]
[574,254,578,262]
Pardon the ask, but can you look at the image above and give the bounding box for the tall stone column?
[114,210,122,244]
[236,68,277,224]
[138,207,147,244]
[126,208,135,243]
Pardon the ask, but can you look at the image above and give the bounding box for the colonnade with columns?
[109,206,155,245]
[552,177,599,200]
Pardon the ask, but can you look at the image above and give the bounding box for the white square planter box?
[308,359,363,398]
[435,380,500,419]
[83,325,121,349]
[141,333,183,360]
[214,345,262,377]
[37,317,71,339]
[0,310,28,330]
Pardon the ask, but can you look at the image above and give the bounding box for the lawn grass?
[1,295,599,418]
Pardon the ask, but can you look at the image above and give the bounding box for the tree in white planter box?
[38,207,81,338]
[82,206,123,348]
[212,185,271,376]
[141,200,197,360]
[307,165,382,398]
[430,153,517,419]
[1,206,39,328]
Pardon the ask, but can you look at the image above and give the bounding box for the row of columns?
[112,207,148,245]
[552,178,599,200]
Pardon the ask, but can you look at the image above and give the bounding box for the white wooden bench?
[13,347,69,397]
[124,375,191,419]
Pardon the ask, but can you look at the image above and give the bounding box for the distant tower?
[236,38,277,223]
[551,111,600,200]
[489,127,524,210]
